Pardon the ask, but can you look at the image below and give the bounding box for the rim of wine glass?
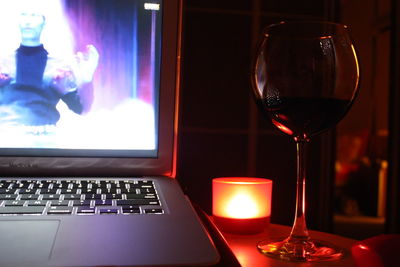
[263,20,350,38]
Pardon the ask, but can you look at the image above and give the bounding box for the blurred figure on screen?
[0,4,99,126]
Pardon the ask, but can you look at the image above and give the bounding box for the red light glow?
[271,120,294,136]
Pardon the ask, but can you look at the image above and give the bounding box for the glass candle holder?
[212,177,272,234]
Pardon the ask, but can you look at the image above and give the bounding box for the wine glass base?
[257,238,344,262]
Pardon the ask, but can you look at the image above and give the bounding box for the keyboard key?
[72,200,92,206]
[90,183,100,188]
[32,182,49,189]
[80,189,97,194]
[120,188,137,194]
[42,194,61,200]
[84,194,102,200]
[94,199,112,206]
[50,200,70,206]
[18,189,37,194]
[69,183,81,189]
[102,189,120,194]
[139,188,156,194]
[0,206,44,215]
[40,189,58,194]
[98,182,108,189]
[137,180,153,185]
[60,189,79,194]
[128,184,142,189]
[20,194,40,200]
[0,194,18,200]
[0,189,17,194]
[99,208,118,214]
[15,182,30,189]
[47,206,73,215]
[116,200,159,206]
[0,182,12,189]
[104,194,122,200]
[53,183,69,189]
[4,200,25,206]
[27,200,47,206]
[63,194,81,200]
[77,206,95,214]
[125,194,156,199]
[144,208,163,214]
[122,207,140,214]
[120,205,140,210]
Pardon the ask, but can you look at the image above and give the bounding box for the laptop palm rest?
[0,220,59,263]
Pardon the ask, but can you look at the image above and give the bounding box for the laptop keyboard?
[0,179,164,215]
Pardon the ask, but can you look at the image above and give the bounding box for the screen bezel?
[0,0,182,177]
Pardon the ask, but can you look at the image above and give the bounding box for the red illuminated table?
[219,224,357,267]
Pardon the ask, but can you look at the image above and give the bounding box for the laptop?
[0,0,220,266]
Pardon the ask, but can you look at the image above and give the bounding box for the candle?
[212,177,272,234]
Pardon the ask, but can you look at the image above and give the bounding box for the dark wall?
[176,0,338,231]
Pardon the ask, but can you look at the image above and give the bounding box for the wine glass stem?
[289,137,310,242]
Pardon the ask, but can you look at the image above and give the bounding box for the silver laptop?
[0,0,220,266]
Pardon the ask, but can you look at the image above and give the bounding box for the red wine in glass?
[252,21,359,262]
[264,97,352,138]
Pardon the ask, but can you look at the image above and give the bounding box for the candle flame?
[226,193,259,219]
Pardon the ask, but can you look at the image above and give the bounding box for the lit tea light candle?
[212,177,273,234]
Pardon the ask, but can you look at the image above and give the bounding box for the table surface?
[220,224,357,267]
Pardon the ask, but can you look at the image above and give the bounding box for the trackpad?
[0,220,59,263]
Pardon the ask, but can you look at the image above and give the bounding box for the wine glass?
[251,21,359,261]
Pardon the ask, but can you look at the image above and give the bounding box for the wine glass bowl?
[253,21,359,141]
[251,21,359,261]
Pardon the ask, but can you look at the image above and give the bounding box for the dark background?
[176,0,338,232]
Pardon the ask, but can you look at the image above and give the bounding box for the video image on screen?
[0,0,160,152]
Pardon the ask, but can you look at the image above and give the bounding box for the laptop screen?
[0,0,181,176]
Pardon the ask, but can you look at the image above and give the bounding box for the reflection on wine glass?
[251,21,359,261]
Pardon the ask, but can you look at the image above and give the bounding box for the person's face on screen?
[19,12,45,45]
